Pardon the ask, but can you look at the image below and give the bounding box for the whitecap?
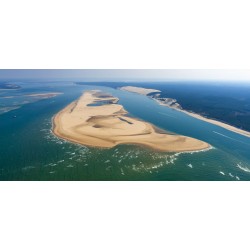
[236,163,250,173]
[121,168,125,175]
[22,166,35,170]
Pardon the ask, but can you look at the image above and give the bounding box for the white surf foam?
[236,163,250,173]
[22,166,35,170]
[174,145,214,157]
[106,166,112,171]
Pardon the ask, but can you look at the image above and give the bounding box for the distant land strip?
[120,86,250,138]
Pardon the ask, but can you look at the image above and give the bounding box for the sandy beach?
[121,86,250,138]
[53,90,210,152]
[181,110,250,138]
[120,86,160,95]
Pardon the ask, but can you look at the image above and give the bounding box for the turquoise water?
[0,82,250,180]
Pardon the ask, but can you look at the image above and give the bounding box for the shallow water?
[0,82,250,180]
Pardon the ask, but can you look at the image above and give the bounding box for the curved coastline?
[120,86,250,138]
[52,90,210,152]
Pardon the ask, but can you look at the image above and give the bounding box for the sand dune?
[53,90,210,152]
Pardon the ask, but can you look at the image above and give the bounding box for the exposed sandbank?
[121,86,250,138]
[53,90,210,152]
[25,92,62,98]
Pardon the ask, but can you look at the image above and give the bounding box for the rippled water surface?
[0,82,250,180]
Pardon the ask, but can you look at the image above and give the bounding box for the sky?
[1,69,250,83]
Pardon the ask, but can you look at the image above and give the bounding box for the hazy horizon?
[1,69,250,84]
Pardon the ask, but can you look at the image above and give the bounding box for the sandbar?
[53,90,210,152]
[25,92,62,98]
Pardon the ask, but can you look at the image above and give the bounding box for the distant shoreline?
[120,86,250,138]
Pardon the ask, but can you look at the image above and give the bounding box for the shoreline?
[52,90,210,152]
[181,109,250,138]
[154,97,250,138]
[120,86,250,138]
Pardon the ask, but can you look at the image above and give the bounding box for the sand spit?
[120,86,160,95]
[25,92,62,98]
[53,90,210,152]
[121,86,250,138]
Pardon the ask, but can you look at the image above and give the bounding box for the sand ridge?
[53,90,210,152]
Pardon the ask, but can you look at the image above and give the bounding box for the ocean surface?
[0,81,250,180]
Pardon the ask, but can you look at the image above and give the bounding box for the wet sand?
[53,90,210,152]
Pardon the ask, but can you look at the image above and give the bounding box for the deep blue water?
[0,81,250,180]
